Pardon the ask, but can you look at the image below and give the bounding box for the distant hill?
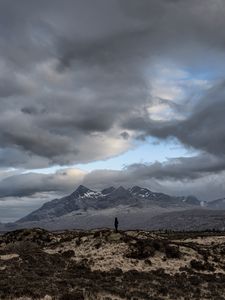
[148,209,225,231]
[207,197,225,210]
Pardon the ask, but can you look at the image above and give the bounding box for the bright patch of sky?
[26,137,197,174]
[75,138,197,171]
[146,62,212,121]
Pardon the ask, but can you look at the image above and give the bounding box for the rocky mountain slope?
[1,228,225,299]
[17,185,200,224]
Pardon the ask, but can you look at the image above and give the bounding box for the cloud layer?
[0,0,225,217]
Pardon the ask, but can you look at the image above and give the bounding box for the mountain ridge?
[17,185,200,224]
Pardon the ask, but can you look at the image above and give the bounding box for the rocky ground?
[1,228,225,299]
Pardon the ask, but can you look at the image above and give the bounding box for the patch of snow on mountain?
[80,191,103,199]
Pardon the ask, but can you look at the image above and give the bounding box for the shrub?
[165,245,181,259]
[59,291,84,300]
[62,250,75,258]
[190,259,214,272]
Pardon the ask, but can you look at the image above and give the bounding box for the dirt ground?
[1,228,225,299]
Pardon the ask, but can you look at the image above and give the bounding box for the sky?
[0,0,225,222]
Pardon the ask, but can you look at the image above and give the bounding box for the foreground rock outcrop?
[1,228,225,299]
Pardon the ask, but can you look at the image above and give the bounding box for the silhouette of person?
[114,217,119,233]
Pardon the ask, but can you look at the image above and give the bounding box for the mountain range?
[1,185,225,232]
[17,185,200,223]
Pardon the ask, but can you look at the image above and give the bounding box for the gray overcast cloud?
[0,0,225,218]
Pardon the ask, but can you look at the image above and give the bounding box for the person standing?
[114,217,119,233]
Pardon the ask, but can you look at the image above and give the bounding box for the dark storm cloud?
[0,0,150,167]
[120,132,130,140]
[0,168,84,197]
[125,155,225,181]
[0,0,224,199]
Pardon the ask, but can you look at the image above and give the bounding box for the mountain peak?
[115,186,127,192]
[72,185,92,197]
[110,186,130,197]
[183,195,200,205]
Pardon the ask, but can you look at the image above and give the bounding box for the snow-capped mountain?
[17,185,200,224]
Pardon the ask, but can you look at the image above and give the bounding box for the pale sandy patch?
[0,253,19,260]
